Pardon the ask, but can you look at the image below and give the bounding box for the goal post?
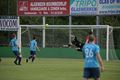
[20,25,118,61]
[106,25,110,61]
[17,17,22,53]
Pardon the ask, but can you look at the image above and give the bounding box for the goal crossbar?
[20,25,111,29]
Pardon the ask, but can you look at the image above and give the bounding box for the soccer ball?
[45,24,48,28]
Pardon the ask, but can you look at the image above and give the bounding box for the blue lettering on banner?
[71,7,96,11]
[99,10,120,14]
[0,19,18,28]
[99,0,120,4]
[76,0,96,7]
[102,5,120,9]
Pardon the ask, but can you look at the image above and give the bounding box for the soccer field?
[0,58,120,80]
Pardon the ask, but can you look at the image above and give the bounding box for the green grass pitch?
[0,58,120,80]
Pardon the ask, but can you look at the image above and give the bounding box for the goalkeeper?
[69,34,84,51]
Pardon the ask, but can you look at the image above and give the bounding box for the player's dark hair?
[89,31,93,35]
[12,33,16,38]
[33,36,36,40]
[89,35,95,42]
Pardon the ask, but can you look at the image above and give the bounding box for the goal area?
[20,25,118,61]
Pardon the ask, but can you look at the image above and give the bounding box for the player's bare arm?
[96,53,104,72]
[37,46,40,51]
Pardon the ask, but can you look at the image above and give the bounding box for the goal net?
[20,25,118,61]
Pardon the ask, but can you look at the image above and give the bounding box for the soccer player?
[82,35,104,80]
[9,33,22,65]
[85,31,96,44]
[26,36,39,63]
[70,34,84,51]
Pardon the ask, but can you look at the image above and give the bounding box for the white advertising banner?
[0,17,19,31]
[70,0,120,15]
[70,0,97,15]
[99,0,120,15]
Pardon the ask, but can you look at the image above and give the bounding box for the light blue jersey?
[30,40,37,51]
[10,38,19,51]
[82,43,100,68]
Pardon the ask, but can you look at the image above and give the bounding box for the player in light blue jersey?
[26,36,39,63]
[82,35,104,80]
[9,33,22,65]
